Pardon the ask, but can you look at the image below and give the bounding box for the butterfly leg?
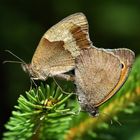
[30,77,37,89]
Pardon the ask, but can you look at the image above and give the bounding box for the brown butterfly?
[75,46,135,116]
[21,13,91,81]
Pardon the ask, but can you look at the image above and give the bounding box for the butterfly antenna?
[3,61,24,64]
[4,50,25,64]
[52,76,73,95]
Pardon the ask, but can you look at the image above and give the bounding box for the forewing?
[31,38,75,76]
[75,48,122,107]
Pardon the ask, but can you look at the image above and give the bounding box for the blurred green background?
[0,0,140,139]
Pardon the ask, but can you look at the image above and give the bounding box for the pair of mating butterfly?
[9,13,135,116]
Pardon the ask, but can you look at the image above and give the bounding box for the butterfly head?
[21,63,49,81]
[21,63,36,79]
[21,63,33,77]
[79,97,99,117]
[84,104,99,117]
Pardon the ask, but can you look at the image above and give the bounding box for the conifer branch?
[3,83,78,140]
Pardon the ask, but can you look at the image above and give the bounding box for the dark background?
[0,0,140,138]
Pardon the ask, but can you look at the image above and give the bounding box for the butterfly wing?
[75,47,123,108]
[31,13,91,79]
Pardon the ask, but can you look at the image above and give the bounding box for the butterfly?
[75,46,135,116]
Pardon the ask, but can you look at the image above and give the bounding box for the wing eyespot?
[120,63,124,69]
